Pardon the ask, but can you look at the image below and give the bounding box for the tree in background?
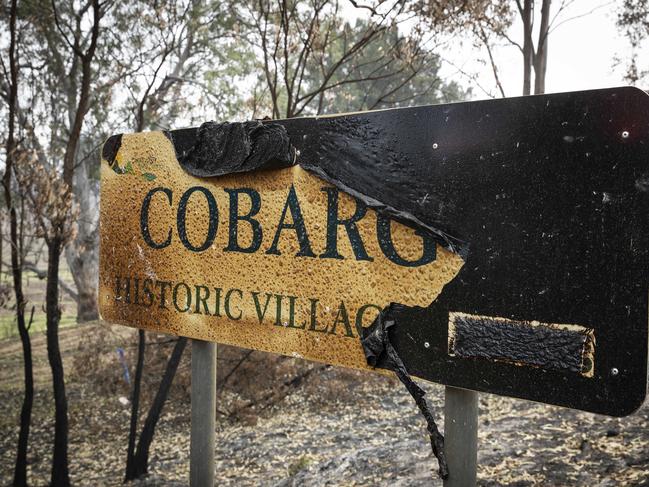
[43,0,116,323]
[1,1,33,485]
[45,1,101,481]
[415,0,513,96]
[618,0,649,84]
[309,19,466,113]
[416,0,606,97]
[238,0,467,119]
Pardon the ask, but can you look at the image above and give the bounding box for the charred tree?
[43,1,102,484]
[518,0,552,95]
[125,337,187,481]
[533,0,551,95]
[520,0,534,95]
[124,330,145,482]
[45,242,69,486]
[3,1,33,485]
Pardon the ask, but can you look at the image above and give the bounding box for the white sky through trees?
[343,1,640,101]
[446,0,634,98]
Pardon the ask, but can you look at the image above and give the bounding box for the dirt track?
[1,323,649,486]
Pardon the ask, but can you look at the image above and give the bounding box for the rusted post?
[190,339,216,486]
[443,386,478,487]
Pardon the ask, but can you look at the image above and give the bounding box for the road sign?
[100,87,649,416]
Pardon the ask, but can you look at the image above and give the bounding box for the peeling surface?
[173,119,464,256]
[102,133,123,173]
[174,121,295,177]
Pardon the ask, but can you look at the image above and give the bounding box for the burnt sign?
[100,87,649,416]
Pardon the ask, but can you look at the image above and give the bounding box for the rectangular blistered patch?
[448,312,595,377]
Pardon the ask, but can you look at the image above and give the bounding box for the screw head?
[424,342,430,348]
[611,367,619,376]
[432,143,439,150]
[621,130,630,139]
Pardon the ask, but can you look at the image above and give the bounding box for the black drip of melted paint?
[452,314,591,374]
[362,304,449,480]
[176,121,296,177]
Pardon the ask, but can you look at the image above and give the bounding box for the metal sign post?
[190,339,216,486]
[443,386,478,487]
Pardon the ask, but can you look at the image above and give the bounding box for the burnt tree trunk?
[44,2,101,482]
[46,240,70,487]
[521,0,534,96]
[124,330,146,482]
[4,1,34,485]
[12,308,32,487]
[533,0,552,95]
[128,337,188,480]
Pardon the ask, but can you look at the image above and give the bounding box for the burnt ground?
[1,322,649,486]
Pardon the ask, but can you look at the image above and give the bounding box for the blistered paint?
[99,131,464,372]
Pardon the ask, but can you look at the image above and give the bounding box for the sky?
[537,1,629,93]
[345,0,638,101]
[440,0,633,100]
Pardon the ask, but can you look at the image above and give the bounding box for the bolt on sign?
[100,87,649,417]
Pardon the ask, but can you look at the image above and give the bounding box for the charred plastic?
[140,184,437,267]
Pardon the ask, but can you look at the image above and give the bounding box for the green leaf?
[142,172,157,181]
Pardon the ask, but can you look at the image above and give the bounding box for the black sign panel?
[267,87,648,417]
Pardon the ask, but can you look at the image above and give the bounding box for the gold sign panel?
[99,131,464,371]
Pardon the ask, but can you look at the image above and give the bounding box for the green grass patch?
[0,313,77,339]
[0,262,78,339]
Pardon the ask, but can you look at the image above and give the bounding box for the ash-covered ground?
[1,323,648,486]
